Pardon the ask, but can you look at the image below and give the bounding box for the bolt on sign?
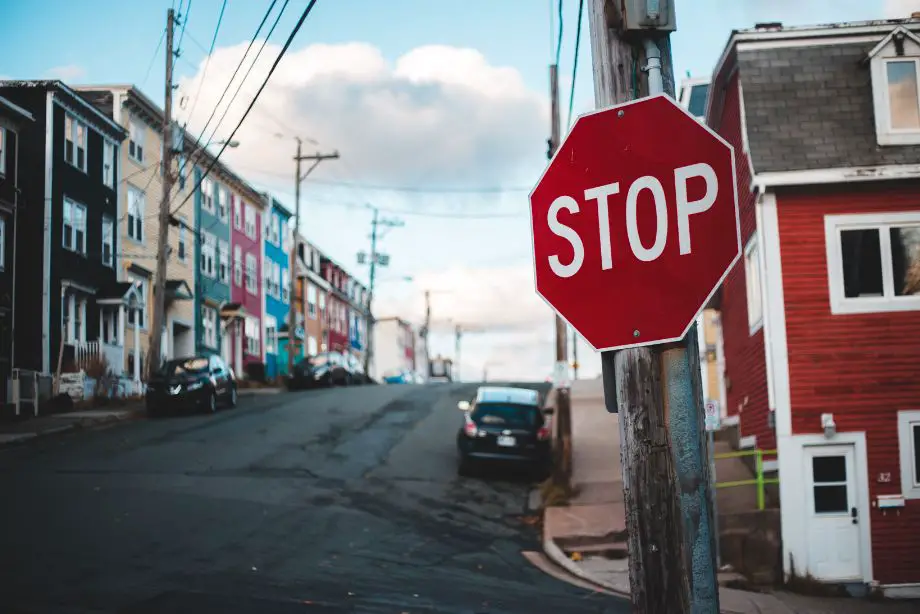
[530,94,741,351]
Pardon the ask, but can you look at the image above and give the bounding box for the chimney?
[754,22,783,30]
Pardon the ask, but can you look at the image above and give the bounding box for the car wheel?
[228,385,238,408]
[206,390,217,413]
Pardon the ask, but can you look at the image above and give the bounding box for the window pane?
[913,424,920,486]
[840,229,883,298]
[812,456,846,483]
[890,226,920,296]
[887,61,920,130]
[813,485,848,514]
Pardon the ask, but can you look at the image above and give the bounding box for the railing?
[71,341,125,376]
[714,448,779,510]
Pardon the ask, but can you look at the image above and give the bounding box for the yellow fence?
[713,448,779,510]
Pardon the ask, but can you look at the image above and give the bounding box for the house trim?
[753,164,920,190]
[42,91,53,373]
[737,34,888,53]
[52,98,121,148]
[779,432,874,584]
[878,583,920,599]
[61,279,96,295]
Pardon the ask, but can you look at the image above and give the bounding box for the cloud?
[884,0,920,18]
[175,41,548,191]
[44,64,86,81]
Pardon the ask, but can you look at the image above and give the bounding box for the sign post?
[530,5,740,606]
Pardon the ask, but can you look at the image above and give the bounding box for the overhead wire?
[170,0,322,219]
[175,0,192,57]
[183,0,228,129]
[141,28,167,89]
[555,0,564,66]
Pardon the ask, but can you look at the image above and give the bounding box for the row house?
[706,18,920,594]
[76,85,196,381]
[228,175,265,376]
[0,81,136,385]
[296,235,330,360]
[0,94,34,403]
[262,195,292,379]
[320,255,369,365]
[371,317,415,380]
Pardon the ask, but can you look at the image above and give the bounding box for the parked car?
[456,386,551,477]
[382,369,415,384]
[286,352,350,389]
[344,353,372,384]
[146,355,237,416]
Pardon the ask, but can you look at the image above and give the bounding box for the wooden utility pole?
[548,63,568,373]
[362,207,403,376]
[588,1,719,612]
[147,7,175,378]
[287,140,338,374]
[422,290,431,380]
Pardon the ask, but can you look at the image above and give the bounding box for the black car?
[286,352,350,389]
[146,355,237,416]
[456,386,552,476]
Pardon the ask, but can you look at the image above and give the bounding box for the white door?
[804,444,862,581]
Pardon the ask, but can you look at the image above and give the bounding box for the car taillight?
[464,416,478,437]
[537,425,551,441]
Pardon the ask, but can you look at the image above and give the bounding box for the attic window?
[869,27,920,145]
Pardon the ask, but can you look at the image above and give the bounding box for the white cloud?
[44,64,86,81]
[884,0,920,18]
[175,41,547,190]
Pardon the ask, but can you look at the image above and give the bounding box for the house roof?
[0,80,127,137]
[710,19,920,175]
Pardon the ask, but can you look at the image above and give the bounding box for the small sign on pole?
[705,400,721,432]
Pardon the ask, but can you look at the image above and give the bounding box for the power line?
[202,0,290,149]
[566,0,585,128]
[141,28,167,89]
[175,0,192,56]
[170,0,322,217]
[555,0,564,66]
[184,0,228,130]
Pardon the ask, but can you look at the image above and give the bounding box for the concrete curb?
[0,408,143,447]
[541,520,630,597]
[238,387,283,395]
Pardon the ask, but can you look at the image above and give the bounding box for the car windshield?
[471,403,541,428]
[161,358,209,376]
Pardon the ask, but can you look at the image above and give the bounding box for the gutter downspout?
[11,127,20,370]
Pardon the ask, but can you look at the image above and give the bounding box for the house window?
[127,276,147,329]
[245,316,261,355]
[201,305,218,348]
[201,178,214,214]
[102,141,115,188]
[825,212,920,315]
[216,185,227,221]
[64,114,88,172]
[233,245,242,286]
[200,232,215,278]
[870,29,920,145]
[62,197,87,254]
[177,154,187,191]
[177,221,186,262]
[218,240,229,283]
[319,292,325,314]
[128,118,145,163]
[244,204,256,239]
[744,234,763,333]
[264,314,277,354]
[307,284,317,318]
[0,217,5,270]
[281,267,290,302]
[0,127,6,176]
[273,263,282,299]
[246,253,257,294]
[898,410,920,500]
[127,185,144,242]
[233,198,242,229]
[101,215,114,267]
[272,215,280,245]
[61,291,88,343]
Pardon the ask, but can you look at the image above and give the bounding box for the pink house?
[228,190,264,377]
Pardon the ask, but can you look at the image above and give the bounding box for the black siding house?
[0,81,128,377]
[0,95,35,404]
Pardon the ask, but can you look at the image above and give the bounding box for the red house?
[321,257,349,354]
[228,190,264,376]
[707,19,920,596]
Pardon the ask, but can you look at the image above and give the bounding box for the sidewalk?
[0,406,143,446]
[542,379,916,614]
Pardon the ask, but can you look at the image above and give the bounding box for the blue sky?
[0,0,900,380]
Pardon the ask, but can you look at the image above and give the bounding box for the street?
[0,383,626,614]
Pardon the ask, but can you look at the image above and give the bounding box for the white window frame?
[246,253,257,295]
[244,204,256,239]
[177,217,187,262]
[233,198,242,230]
[898,410,920,500]
[281,267,290,303]
[127,185,145,243]
[218,240,229,283]
[233,245,243,287]
[744,234,763,334]
[216,185,227,221]
[128,118,145,163]
[62,197,87,255]
[245,316,261,355]
[0,126,6,177]
[64,114,88,173]
[127,275,147,330]
[871,52,920,146]
[0,217,5,270]
[201,305,218,348]
[307,284,317,318]
[101,215,114,267]
[264,314,277,354]
[201,178,214,214]
[102,141,114,188]
[200,232,216,278]
[824,212,920,315]
[274,263,282,299]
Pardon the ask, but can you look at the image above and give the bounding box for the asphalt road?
[0,383,628,613]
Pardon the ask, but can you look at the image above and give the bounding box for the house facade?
[707,19,920,594]
[228,183,264,376]
[262,195,292,379]
[0,81,137,384]
[321,256,351,354]
[347,279,369,365]
[297,235,329,359]
[372,317,415,379]
[0,94,34,404]
[76,86,196,379]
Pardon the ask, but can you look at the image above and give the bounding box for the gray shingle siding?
[739,44,920,173]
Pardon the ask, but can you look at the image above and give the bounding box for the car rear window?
[471,403,542,428]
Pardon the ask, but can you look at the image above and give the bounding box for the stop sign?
[530,94,740,351]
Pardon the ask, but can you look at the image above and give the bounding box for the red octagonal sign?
[530,94,741,351]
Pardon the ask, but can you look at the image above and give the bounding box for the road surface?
[0,383,628,613]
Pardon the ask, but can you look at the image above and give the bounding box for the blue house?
[261,195,292,379]
[193,164,232,360]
